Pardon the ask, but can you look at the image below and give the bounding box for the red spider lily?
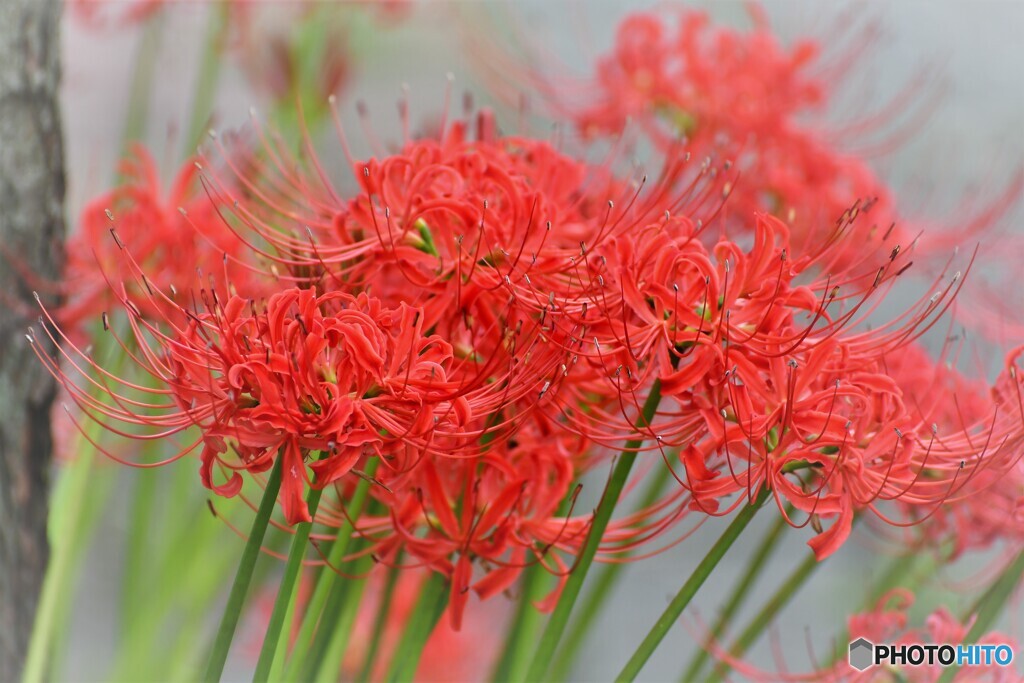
[348,421,586,630]
[184,105,732,620]
[919,459,1024,560]
[672,338,1024,559]
[882,344,1024,558]
[472,7,1022,309]
[32,274,483,524]
[195,105,720,453]
[546,192,1024,558]
[190,99,1024,581]
[31,89,1024,640]
[59,145,260,334]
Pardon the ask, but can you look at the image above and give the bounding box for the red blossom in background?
[721,589,1022,682]
[345,568,507,682]
[60,145,260,334]
[473,7,1022,331]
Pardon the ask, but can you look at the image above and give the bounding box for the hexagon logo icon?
[849,638,874,671]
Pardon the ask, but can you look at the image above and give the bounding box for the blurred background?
[55,2,1023,681]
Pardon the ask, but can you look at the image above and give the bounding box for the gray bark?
[0,0,65,680]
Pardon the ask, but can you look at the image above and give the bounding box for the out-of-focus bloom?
[69,0,412,27]
[68,0,166,27]
[231,1,413,99]
[884,344,1024,558]
[245,565,507,681]
[60,145,258,334]
[720,589,1022,682]
[835,589,1019,679]
[342,567,507,682]
[472,7,1022,316]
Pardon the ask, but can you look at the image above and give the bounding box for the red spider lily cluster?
[479,7,1023,310]
[34,2,1024,673]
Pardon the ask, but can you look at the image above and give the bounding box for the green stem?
[202,456,283,683]
[25,325,129,683]
[357,559,402,682]
[524,380,666,682]
[936,548,1024,683]
[119,11,164,156]
[121,469,158,636]
[252,461,326,682]
[312,552,375,683]
[681,510,790,682]
[384,571,450,683]
[548,464,676,682]
[281,459,379,680]
[615,487,771,683]
[302,557,357,678]
[22,447,98,683]
[108,479,231,681]
[183,3,227,155]
[707,549,820,682]
[267,577,298,683]
[492,563,552,683]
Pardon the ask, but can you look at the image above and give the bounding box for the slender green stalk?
[491,563,552,683]
[25,324,130,683]
[119,11,164,157]
[384,571,450,683]
[707,550,820,682]
[681,511,790,682]
[253,464,326,682]
[183,3,227,155]
[23,447,99,683]
[490,568,535,682]
[312,552,375,683]
[108,476,231,680]
[267,575,299,683]
[146,509,238,683]
[936,548,1024,683]
[122,469,158,634]
[281,459,379,679]
[302,560,357,677]
[203,457,283,683]
[524,380,666,682]
[548,464,676,682]
[357,560,402,682]
[615,487,771,682]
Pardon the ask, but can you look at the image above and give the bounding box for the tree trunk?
[0,0,65,680]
